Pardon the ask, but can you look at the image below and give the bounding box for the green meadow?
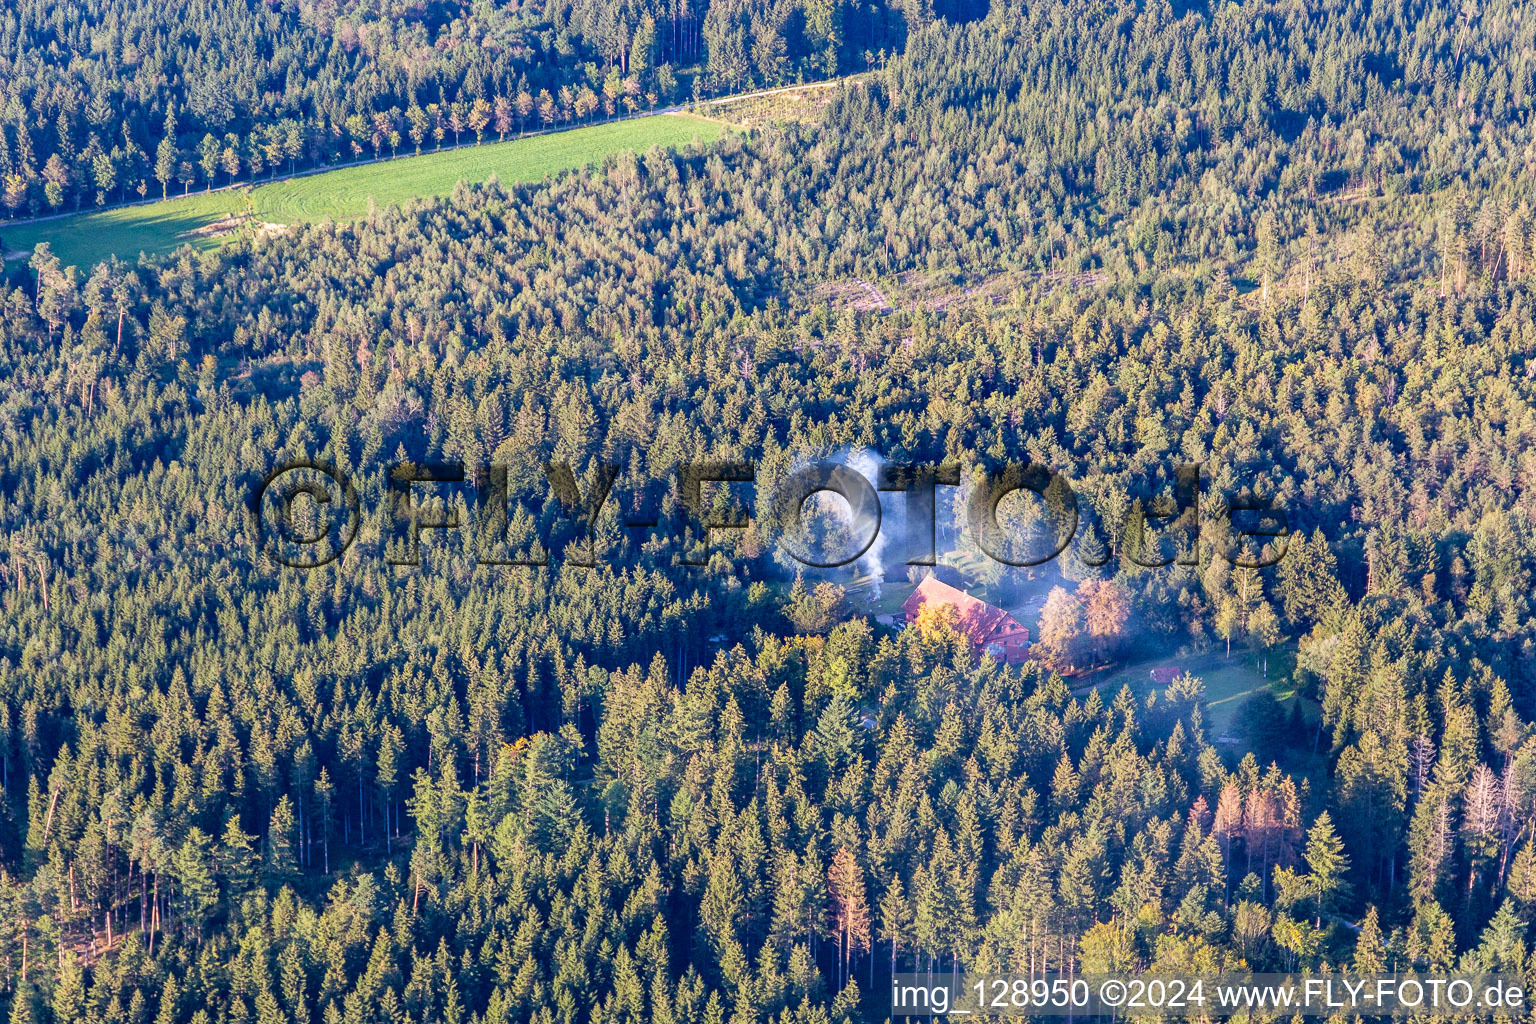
[3,114,725,272]
[1080,649,1306,736]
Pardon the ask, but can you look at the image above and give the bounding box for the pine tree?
[1276,529,1343,629]
[174,827,219,940]
[264,797,298,887]
[9,982,36,1024]
[1406,900,1457,970]
[1302,812,1349,927]
[315,768,335,874]
[878,875,914,977]
[1049,753,1079,813]
[50,958,84,1024]
[1212,782,1242,904]
[827,847,871,990]
[154,109,178,199]
[217,817,257,900]
[1255,210,1281,305]
[1353,906,1386,972]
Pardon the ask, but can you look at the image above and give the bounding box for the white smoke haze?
[843,447,900,600]
[761,449,1089,608]
[767,445,908,599]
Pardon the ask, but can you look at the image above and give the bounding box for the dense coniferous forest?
[0,0,921,217]
[4,0,1536,1022]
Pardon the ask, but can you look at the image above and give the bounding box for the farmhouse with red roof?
[901,577,1031,664]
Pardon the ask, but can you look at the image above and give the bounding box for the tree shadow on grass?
[6,197,237,272]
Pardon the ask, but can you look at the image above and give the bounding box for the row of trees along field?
[2,0,1536,1019]
[0,0,941,217]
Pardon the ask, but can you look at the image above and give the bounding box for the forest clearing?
[3,113,726,271]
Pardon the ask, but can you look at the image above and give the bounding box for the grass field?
[1078,648,1303,735]
[4,114,726,272]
